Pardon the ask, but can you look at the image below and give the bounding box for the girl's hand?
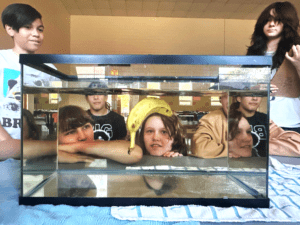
[270,84,278,96]
[250,84,278,95]
[285,45,300,71]
[162,151,183,157]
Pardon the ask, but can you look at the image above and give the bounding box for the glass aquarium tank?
[20,54,271,207]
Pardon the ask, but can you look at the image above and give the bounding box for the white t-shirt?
[266,51,300,128]
[0,49,59,139]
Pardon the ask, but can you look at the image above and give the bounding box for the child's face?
[263,9,284,41]
[58,123,94,144]
[86,95,108,112]
[143,116,174,156]
[9,18,44,54]
[229,117,253,158]
[237,96,262,113]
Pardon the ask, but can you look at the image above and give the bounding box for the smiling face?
[143,116,174,156]
[263,9,284,41]
[6,18,44,54]
[58,123,94,144]
[229,117,253,157]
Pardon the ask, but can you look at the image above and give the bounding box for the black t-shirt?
[87,110,127,141]
[246,111,268,157]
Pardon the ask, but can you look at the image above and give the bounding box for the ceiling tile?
[193,0,212,3]
[59,0,300,19]
[220,3,241,12]
[109,0,126,10]
[81,9,98,15]
[259,0,278,4]
[214,11,234,18]
[178,0,194,2]
[111,9,127,16]
[157,2,176,11]
[142,1,159,10]
[185,11,203,18]
[211,0,228,2]
[173,2,192,11]
[199,11,218,18]
[251,4,268,14]
[236,4,259,13]
[127,10,143,16]
[205,2,226,12]
[142,10,157,17]
[171,11,188,17]
[67,8,82,14]
[229,12,249,19]
[60,0,80,9]
[247,0,264,3]
[289,0,300,6]
[75,0,94,9]
[156,10,173,17]
[244,12,260,20]
[92,0,111,9]
[226,0,246,3]
[96,9,112,16]
[126,1,143,10]
[189,3,209,12]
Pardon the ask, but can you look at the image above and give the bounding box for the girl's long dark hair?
[246,1,300,69]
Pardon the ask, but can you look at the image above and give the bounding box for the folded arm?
[0,124,20,160]
[58,140,143,164]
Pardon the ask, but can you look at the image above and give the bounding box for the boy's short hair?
[1,3,42,31]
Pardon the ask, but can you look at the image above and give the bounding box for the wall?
[70,16,256,55]
[69,16,257,112]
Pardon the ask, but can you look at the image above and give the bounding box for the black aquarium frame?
[20,54,272,208]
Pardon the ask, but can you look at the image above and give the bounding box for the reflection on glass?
[28,173,266,199]
[134,97,188,157]
[228,94,268,158]
[227,92,268,198]
[142,175,179,197]
[191,92,228,159]
[58,105,95,164]
[228,110,254,158]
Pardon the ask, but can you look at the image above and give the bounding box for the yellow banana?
[127,97,173,149]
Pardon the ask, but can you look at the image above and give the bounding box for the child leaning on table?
[58,105,143,164]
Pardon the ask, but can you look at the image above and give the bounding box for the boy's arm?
[0,124,21,160]
[0,124,58,160]
[58,140,143,164]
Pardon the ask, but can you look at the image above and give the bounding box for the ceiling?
[59,0,300,20]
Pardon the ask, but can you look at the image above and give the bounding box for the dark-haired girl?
[247,1,300,134]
